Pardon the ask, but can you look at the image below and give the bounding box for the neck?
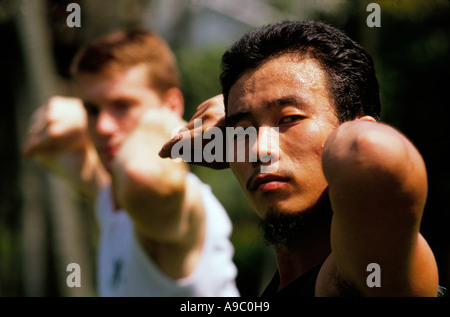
[110,183,122,212]
[274,219,331,291]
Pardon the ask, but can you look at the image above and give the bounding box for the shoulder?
[186,173,233,236]
[323,119,426,185]
[94,181,115,225]
[322,119,427,218]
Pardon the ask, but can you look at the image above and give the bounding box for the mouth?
[246,173,290,192]
[100,145,119,158]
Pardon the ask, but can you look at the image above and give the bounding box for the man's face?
[76,64,163,172]
[227,55,340,220]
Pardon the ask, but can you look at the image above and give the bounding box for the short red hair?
[70,29,180,97]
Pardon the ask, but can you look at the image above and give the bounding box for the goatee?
[258,210,306,248]
[258,194,332,248]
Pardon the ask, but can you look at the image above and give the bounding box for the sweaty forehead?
[227,55,329,115]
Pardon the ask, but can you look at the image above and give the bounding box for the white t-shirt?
[95,173,240,297]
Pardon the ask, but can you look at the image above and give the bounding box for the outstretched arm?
[112,107,206,279]
[319,118,439,296]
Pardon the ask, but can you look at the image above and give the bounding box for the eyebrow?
[82,94,139,106]
[226,111,250,127]
[226,96,303,127]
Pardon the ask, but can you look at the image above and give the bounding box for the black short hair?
[220,20,381,122]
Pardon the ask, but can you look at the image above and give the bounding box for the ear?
[162,88,184,118]
[356,115,377,123]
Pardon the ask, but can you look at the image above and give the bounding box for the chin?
[258,202,332,247]
[257,200,307,218]
[101,158,113,174]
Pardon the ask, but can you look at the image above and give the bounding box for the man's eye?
[113,100,134,110]
[232,126,256,140]
[84,103,99,116]
[279,115,303,125]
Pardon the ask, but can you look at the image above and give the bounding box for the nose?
[250,126,280,169]
[96,110,119,135]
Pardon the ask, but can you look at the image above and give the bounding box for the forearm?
[112,111,190,242]
[36,141,110,199]
[322,120,435,295]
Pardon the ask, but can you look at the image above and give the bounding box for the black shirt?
[261,262,447,297]
[261,262,323,297]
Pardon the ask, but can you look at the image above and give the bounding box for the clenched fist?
[22,96,89,159]
[159,94,229,170]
